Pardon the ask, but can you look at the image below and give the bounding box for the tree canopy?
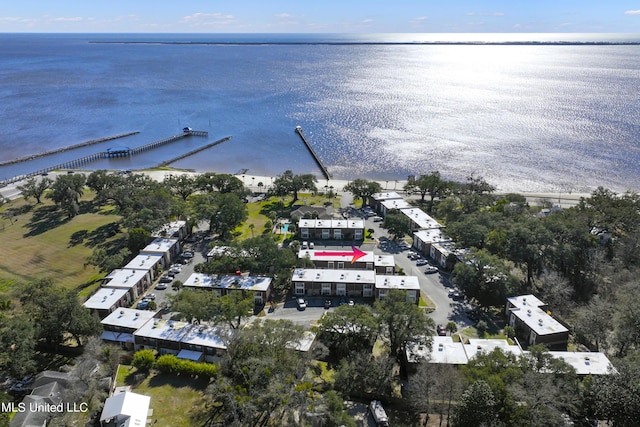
[270,170,318,203]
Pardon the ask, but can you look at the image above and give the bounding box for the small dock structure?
[295,126,331,180]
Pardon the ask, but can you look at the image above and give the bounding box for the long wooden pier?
[159,136,232,166]
[128,130,208,156]
[294,126,331,180]
[0,129,209,187]
[0,131,140,167]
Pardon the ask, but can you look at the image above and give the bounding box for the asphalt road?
[361,209,475,330]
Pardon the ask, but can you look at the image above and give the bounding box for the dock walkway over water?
[0,129,209,187]
[295,126,331,180]
[159,136,231,166]
[0,131,140,168]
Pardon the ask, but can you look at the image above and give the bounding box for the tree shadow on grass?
[148,371,210,390]
[23,204,68,237]
[259,199,292,219]
[67,221,122,248]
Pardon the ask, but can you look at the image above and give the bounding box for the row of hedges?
[155,354,219,378]
[132,350,219,379]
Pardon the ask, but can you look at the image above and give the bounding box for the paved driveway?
[367,218,475,330]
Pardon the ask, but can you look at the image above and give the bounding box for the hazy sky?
[1,1,639,33]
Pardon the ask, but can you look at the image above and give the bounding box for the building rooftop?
[100,391,151,426]
[123,253,164,272]
[507,294,546,310]
[374,254,395,268]
[152,220,186,238]
[465,338,524,359]
[101,307,156,330]
[292,268,376,284]
[381,198,412,211]
[510,306,569,336]
[371,191,403,202]
[414,228,452,245]
[547,351,616,375]
[298,219,365,229]
[133,318,192,342]
[141,237,179,254]
[83,287,129,311]
[182,273,272,292]
[179,323,229,350]
[103,268,148,289]
[298,249,375,263]
[400,208,442,230]
[375,275,421,290]
[406,336,468,364]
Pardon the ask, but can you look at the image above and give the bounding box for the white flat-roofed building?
[99,390,151,427]
[505,294,546,314]
[465,338,524,360]
[374,254,395,275]
[547,351,616,375]
[133,318,191,355]
[123,253,165,280]
[140,237,180,264]
[413,228,452,257]
[430,242,457,270]
[401,208,442,231]
[298,249,375,271]
[406,336,468,364]
[380,198,412,216]
[100,308,157,349]
[153,220,187,240]
[102,268,152,300]
[178,323,229,362]
[370,191,404,213]
[133,317,230,360]
[291,268,376,298]
[298,219,364,241]
[83,287,130,319]
[375,275,420,303]
[506,295,569,350]
[182,273,272,305]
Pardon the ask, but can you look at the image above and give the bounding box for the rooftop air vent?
[135,312,139,317]
[120,310,124,315]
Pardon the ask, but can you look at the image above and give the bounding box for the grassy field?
[0,194,123,296]
[115,365,210,426]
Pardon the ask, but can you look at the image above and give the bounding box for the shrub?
[476,320,488,337]
[131,349,155,371]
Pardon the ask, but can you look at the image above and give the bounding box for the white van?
[369,400,390,427]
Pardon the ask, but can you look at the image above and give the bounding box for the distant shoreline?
[89,41,640,46]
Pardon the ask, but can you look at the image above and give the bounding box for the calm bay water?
[1,33,639,193]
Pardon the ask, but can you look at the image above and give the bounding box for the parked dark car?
[437,324,447,336]
[324,299,332,309]
[159,275,173,283]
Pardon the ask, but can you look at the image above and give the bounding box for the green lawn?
[115,365,210,426]
[0,194,123,296]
